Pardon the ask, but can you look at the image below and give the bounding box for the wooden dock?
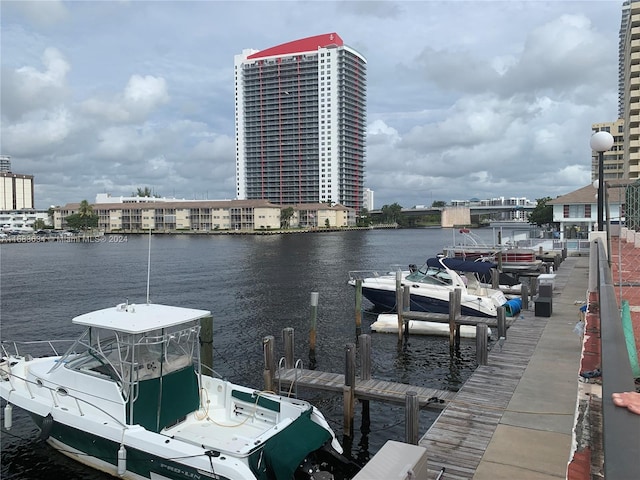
[276,368,457,407]
[420,301,549,479]
[401,310,516,328]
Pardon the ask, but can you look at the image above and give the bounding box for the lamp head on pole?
[590,131,614,152]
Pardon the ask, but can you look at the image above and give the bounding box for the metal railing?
[592,238,640,478]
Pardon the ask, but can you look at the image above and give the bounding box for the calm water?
[0,228,496,479]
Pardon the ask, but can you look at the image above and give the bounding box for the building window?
[563,205,569,218]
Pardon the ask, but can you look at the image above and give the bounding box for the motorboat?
[348,257,511,318]
[443,228,544,274]
[0,301,348,480]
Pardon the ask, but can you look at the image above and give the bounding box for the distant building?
[0,172,34,210]
[363,188,374,211]
[450,196,535,221]
[0,155,11,172]
[547,180,634,239]
[234,33,367,209]
[591,120,625,181]
[54,198,354,232]
[597,1,640,182]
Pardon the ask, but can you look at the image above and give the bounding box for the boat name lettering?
[159,463,202,479]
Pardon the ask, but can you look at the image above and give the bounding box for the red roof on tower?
[247,33,344,60]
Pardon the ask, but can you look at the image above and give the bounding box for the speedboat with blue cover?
[0,302,348,480]
[349,257,510,318]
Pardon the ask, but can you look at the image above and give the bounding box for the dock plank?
[422,301,550,479]
[275,369,456,407]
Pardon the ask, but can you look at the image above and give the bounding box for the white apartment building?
[234,33,367,210]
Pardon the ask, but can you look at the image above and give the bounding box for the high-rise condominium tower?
[621,0,640,180]
[234,33,367,209]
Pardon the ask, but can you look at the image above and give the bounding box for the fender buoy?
[39,413,53,440]
[504,298,522,317]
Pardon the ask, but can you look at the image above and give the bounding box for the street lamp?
[590,131,614,231]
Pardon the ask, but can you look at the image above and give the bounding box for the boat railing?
[1,339,77,359]
[200,362,223,379]
[348,265,407,282]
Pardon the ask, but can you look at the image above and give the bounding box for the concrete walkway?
[473,256,588,479]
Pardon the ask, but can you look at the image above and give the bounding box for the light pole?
[589,131,614,231]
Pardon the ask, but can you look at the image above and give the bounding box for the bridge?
[369,204,536,227]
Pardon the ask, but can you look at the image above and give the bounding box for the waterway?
[0,227,498,479]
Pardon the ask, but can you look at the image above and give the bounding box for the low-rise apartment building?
[54,197,354,232]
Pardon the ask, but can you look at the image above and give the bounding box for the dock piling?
[497,306,506,339]
[396,270,403,341]
[359,334,371,381]
[405,391,419,445]
[283,327,294,369]
[309,292,318,368]
[200,316,214,375]
[355,279,363,336]
[344,343,356,437]
[359,334,372,432]
[403,285,411,337]
[521,283,529,310]
[448,289,462,349]
[476,323,488,365]
[263,335,275,392]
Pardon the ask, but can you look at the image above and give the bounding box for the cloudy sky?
[0,0,623,210]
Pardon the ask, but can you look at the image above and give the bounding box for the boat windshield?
[405,266,453,286]
[63,322,200,397]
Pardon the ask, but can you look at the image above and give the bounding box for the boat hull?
[361,286,496,318]
[370,314,491,337]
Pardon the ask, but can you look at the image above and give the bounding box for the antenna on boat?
[146,228,151,304]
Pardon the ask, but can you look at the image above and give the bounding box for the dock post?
[497,306,507,339]
[530,276,538,297]
[491,268,499,289]
[283,327,294,369]
[405,391,419,445]
[343,343,356,437]
[200,316,214,375]
[355,279,363,336]
[448,291,456,349]
[396,270,403,341]
[359,334,371,381]
[521,283,529,310]
[403,285,411,337]
[449,288,462,349]
[359,334,371,431]
[262,335,275,392]
[309,292,319,369]
[476,323,488,365]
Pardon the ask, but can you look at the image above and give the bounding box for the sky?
[0,0,624,210]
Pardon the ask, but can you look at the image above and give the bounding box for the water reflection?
[1,229,486,479]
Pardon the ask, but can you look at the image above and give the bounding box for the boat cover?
[425,258,497,276]
[249,408,331,480]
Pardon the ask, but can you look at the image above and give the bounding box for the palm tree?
[78,200,93,218]
[77,200,96,232]
[135,187,153,197]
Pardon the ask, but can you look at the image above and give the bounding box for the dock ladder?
[278,357,303,398]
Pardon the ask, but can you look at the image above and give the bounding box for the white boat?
[370,314,492,338]
[349,257,513,318]
[0,301,348,480]
[443,228,543,274]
